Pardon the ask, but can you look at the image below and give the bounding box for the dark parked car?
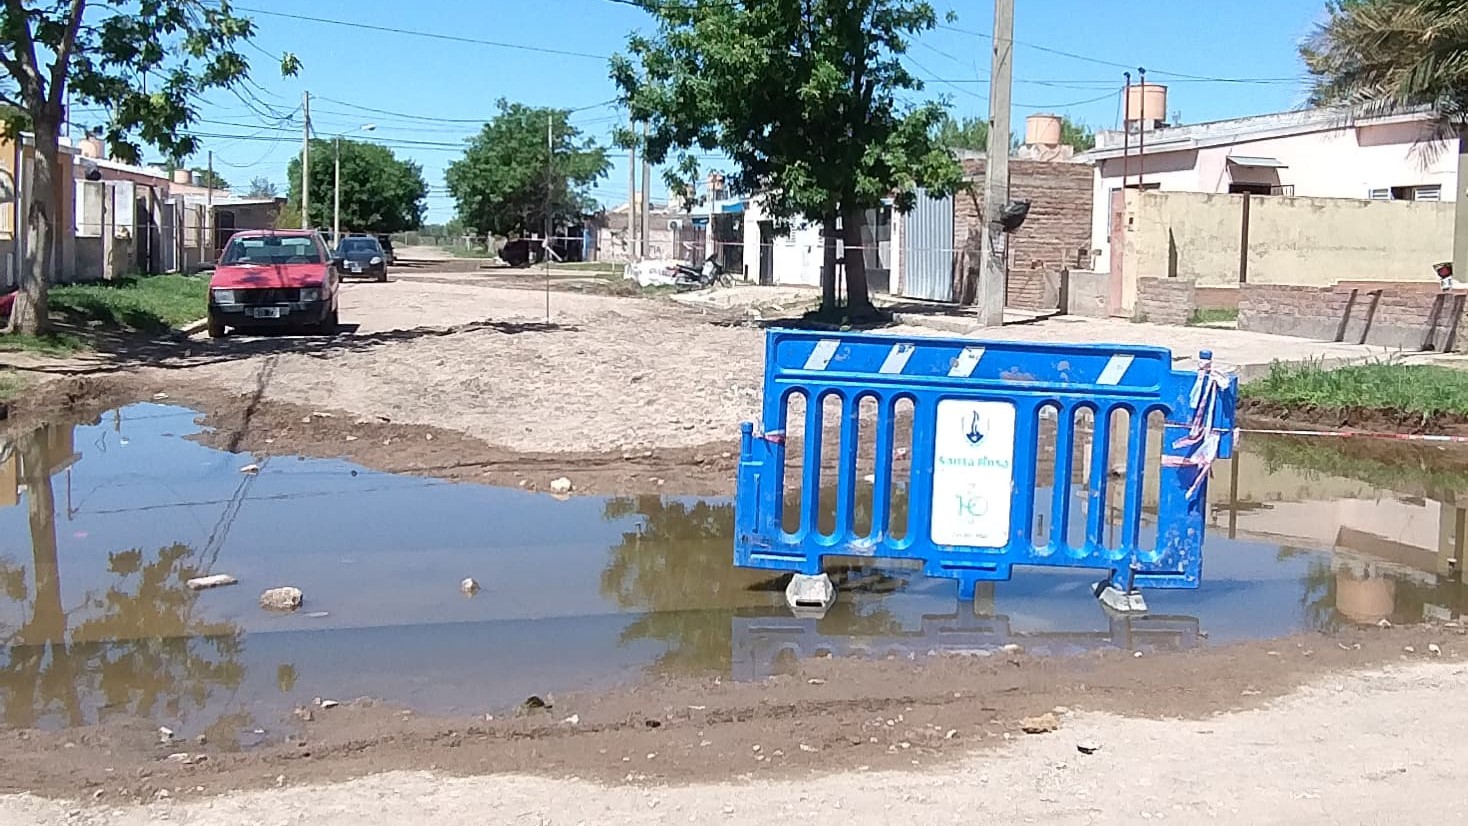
[335,236,389,281]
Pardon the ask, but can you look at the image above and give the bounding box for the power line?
[314,95,620,126]
[232,5,610,61]
[935,23,1304,85]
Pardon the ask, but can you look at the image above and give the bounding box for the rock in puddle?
[460,577,481,596]
[549,477,573,494]
[260,587,304,612]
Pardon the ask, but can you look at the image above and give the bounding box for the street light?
[334,124,376,246]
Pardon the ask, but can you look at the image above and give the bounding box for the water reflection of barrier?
[730,609,1202,682]
[735,329,1237,613]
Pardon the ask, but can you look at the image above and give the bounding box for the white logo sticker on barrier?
[930,400,1017,547]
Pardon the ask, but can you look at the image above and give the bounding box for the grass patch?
[0,331,87,356]
[0,371,23,402]
[1243,362,1468,417]
[1187,307,1239,326]
[50,274,208,333]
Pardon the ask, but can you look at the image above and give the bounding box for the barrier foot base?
[786,573,835,618]
[1095,580,1148,614]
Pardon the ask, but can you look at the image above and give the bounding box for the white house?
[1079,100,1459,279]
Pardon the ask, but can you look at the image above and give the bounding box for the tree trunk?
[5,114,59,336]
[820,212,838,314]
[841,205,875,317]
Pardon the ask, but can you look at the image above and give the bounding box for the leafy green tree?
[245,176,278,199]
[612,0,963,318]
[935,114,993,152]
[1059,117,1096,152]
[0,1,300,335]
[445,100,609,238]
[935,114,1092,153]
[1301,0,1468,274]
[191,167,229,190]
[286,139,427,234]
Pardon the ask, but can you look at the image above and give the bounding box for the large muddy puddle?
[1,404,1465,739]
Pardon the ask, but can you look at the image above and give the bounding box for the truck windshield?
[221,236,323,265]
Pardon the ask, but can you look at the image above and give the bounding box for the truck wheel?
[321,309,340,335]
[207,316,226,339]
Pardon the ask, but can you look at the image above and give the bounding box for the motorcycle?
[673,255,734,290]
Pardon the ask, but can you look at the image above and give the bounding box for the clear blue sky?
[163,0,1335,223]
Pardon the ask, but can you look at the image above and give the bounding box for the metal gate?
[734,329,1237,607]
[900,187,954,301]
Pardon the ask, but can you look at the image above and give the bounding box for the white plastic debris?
[186,574,238,591]
[549,477,573,494]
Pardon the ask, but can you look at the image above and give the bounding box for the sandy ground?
[4,648,1465,825]
[0,262,1411,492]
[57,267,1395,448]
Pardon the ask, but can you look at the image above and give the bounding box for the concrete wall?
[1063,270,1108,317]
[1117,189,1452,314]
[1248,196,1451,285]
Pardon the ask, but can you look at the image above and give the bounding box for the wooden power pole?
[628,131,638,261]
[301,91,311,230]
[640,122,652,259]
[978,0,1013,326]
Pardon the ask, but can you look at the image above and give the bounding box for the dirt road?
[5,653,1464,825]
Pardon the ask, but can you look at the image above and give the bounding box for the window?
[1228,183,1274,196]
[1369,185,1442,201]
[337,237,381,254]
[221,235,324,265]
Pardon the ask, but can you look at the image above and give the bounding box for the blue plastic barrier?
[734,329,1238,600]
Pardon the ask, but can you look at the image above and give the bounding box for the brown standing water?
[1,403,1465,741]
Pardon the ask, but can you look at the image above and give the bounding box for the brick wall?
[1194,286,1239,311]
[1135,277,1197,326]
[956,158,1093,311]
[1239,283,1468,351]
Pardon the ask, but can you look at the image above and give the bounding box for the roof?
[227,228,317,237]
[1081,105,1441,161]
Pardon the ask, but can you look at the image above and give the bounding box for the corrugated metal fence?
[901,187,954,301]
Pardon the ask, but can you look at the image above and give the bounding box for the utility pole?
[545,111,554,320]
[978,0,1013,327]
[640,122,651,259]
[301,91,311,230]
[205,150,213,262]
[333,137,341,246]
[627,130,638,261]
[1457,137,1468,288]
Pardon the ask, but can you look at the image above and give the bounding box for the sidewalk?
[889,313,1400,380]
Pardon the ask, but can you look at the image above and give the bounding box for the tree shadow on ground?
[8,318,578,376]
